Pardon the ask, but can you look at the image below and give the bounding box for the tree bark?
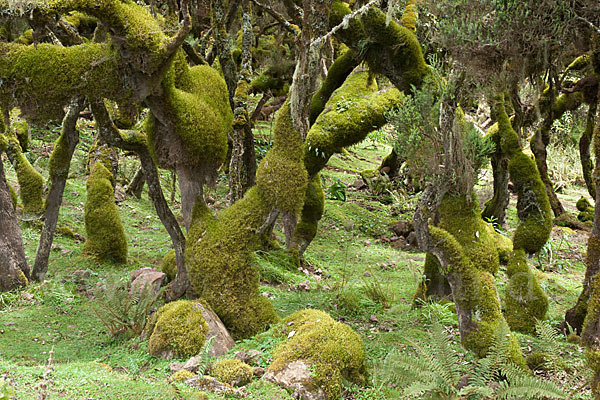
[481,151,510,225]
[125,166,145,199]
[0,158,29,291]
[531,125,565,216]
[580,102,597,199]
[31,99,84,282]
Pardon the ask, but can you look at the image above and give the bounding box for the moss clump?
[148,300,209,359]
[292,175,325,254]
[269,309,366,400]
[161,250,177,282]
[170,369,195,382]
[83,162,127,263]
[0,42,121,123]
[56,225,76,238]
[211,359,253,387]
[504,250,549,334]
[576,196,594,222]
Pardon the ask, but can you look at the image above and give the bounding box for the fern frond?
[495,374,566,400]
[429,322,462,385]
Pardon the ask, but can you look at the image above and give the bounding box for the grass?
[0,123,594,399]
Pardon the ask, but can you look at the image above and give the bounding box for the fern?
[378,320,566,400]
[92,276,163,337]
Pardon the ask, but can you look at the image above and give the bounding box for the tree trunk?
[0,159,29,291]
[176,164,204,232]
[89,99,189,299]
[31,99,84,282]
[531,125,565,216]
[125,166,145,199]
[580,102,597,199]
[481,151,510,225]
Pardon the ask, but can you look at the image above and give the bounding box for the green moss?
[161,250,177,282]
[146,56,232,171]
[304,71,402,176]
[186,188,280,339]
[56,225,76,238]
[504,249,548,333]
[428,226,526,368]
[12,119,29,152]
[269,309,367,400]
[292,175,325,253]
[83,162,127,263]
[148,300,208,359]
[256,102,308,216]
[577,197,592,212]
[309,48,359,125]
[170,369,195,382]
[579,210,595,222]
[14,29,33,45]
[0,42,121,122]
[525,352,550,371]
[8,136,44,218]
[438,194,500,275]
[6,182,17,211]
[211,359,253,387]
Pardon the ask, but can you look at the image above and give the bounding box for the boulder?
[148,300,234,359]
[185,375,246,398]
[264,361,326,400]
[130,268,165,295]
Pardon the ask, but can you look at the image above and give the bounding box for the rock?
[200,304,236,358]
[363,272,372,277]
[148,300,235,359]
[73,269,91,280]
[390,237,409,250]
[234,349,262,366]
[169,362,185,373]
[180,355,204,373]
[351,179,367,190]
[253,367,265,377]
[296,280,311,292]
[406,231,419,247]
[185,375,246,398]
[264,360,327,400]
[369,315,379,323]
[391,220,413,237]
[130,268,166,295]
[130,267,154,281]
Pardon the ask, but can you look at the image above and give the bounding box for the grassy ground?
[0,122,593,399]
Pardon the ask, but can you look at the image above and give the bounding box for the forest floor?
[0,121,594,399]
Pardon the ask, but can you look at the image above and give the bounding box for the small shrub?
[327,178,347,201]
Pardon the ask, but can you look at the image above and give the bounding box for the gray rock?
[264,360,327,400]
[234,349,262,366]
[199,304,236,358]
[185,375,246,398]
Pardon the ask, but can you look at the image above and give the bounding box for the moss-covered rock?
[211,359,253,387]
[148,300,209,359]
[170,369,195,382]
[83,162,127,263]
[267,309,366,400]
[577,196,592,212]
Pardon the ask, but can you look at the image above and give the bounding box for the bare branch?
[311,0,380,48]
[249,0,300,35]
